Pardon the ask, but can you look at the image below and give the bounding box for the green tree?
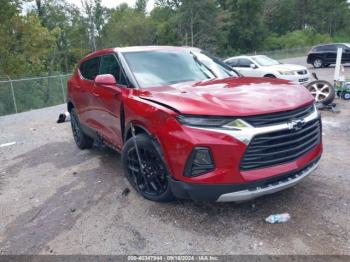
[150,6,179,45]
[227,0,266,52]
[135,0,148,14]
[101,5,155,47]
[82,0,107,51]
[307,0,350,36]
[0,1,56,76]
[263,0,300,34]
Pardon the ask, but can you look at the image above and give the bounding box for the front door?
[235,58,261,77]
[92,53,129,149]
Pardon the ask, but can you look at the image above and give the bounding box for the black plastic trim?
[170,155,321,202]
[184,147,215,177]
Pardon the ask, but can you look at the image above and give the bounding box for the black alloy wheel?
[122,133,175,202]
[70,108,93,149]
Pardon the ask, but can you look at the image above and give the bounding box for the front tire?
[70,108,94,149]
[121,133,175,202]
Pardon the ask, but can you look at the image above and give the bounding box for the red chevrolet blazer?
[67,46,322,202]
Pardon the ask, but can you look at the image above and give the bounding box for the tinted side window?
[226,59,238,67]
[315,46,326,52]
[327,45,337,51]
[340,45,350,51]
[317,45,337,52]
[80,57,100,80]
[99,54,127,86]
[238,58,252,68]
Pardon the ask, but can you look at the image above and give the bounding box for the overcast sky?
[86,0,155,11]
[24,0,155,13]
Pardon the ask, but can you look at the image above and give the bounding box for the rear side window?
[237,58,253,67]
[226,58,238,67]
[316,45,337,52]
[326,45,337,51]
[99,54,128,86]
[80,57,100,80]
[315,46,323,52]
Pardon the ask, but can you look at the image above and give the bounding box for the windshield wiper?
[190,51,217,79]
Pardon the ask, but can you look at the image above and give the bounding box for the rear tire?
[121,133,175,202]
[313,58,323,68]
[70,108,94,149]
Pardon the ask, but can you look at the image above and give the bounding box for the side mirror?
[94,74,116,85]
[250,64,258,69]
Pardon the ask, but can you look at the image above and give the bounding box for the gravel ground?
[0,57,349,255]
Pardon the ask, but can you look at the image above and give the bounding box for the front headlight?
[177,116,251,129]
[278,70,295,75]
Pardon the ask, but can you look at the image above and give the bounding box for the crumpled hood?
[138,77,314,116]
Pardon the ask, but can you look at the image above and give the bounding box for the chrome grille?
[240,118,321,170]
[243,104,314,127]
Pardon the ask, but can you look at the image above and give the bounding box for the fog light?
[193,149,212,165]
[184,147,215,177]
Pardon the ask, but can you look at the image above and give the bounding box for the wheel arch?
[124,122,152,142]
[312,56,324,63]
[123,121,172,176]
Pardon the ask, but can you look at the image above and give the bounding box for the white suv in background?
[224,55,310,85]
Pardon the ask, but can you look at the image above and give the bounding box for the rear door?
[92,53,128,149]
[323,45,337,63]
[77,56,101,126]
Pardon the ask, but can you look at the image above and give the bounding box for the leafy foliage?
[1,0,350,116]
[1,0,350,76]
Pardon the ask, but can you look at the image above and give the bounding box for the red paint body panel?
[67,46,322,189]
[140,77,315,116]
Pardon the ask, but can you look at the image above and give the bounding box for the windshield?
[122,50,238,88]
[251,55,280,66]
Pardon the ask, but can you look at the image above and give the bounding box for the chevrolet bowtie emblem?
[287,119,305,131]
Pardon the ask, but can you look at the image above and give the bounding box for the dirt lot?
[0,57,349,255]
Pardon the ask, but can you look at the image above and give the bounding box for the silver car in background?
[224,55,310,85]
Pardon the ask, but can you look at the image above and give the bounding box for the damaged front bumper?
[170,156,321,202]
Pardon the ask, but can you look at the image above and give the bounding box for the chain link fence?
[0,74,71,116]
[247,46,311,60]
[0,47,312,117]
